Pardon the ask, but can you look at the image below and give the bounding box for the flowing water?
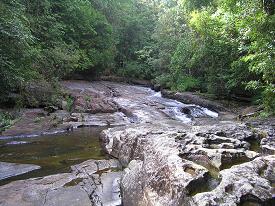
[148,91,218,123]
[0,83,219,186]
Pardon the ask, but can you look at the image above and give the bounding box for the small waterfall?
[149,90,218,122]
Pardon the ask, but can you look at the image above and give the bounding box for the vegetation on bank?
[0,111,16,132]
[0,0,274,114]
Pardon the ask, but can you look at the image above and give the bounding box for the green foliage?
[0,0,274,113]
[0,0,37,96]
[155,74,200,92]
[0,112,15,132]
[181,0,215,11]
[0,0,117,107]
[65,96,74,113]
[172,76,201,92]
[117,61,145,79]
[152,0,274,112]
[262,85,275,115]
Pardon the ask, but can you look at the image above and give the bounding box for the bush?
[173,76,201,92]
[155,74,201,92]
[155,74,174,89]
[116,61,155,80]
[262,85,275,115]
[0,112,14,132]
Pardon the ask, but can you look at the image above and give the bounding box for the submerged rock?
[0,162,41,181]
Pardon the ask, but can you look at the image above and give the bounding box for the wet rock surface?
[0,162,41,181]
[161,90,228,112]
[0,80,274,206]
[246,118,275,155]
[1,109,67,138]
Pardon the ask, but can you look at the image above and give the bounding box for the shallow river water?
[0,127,106,185]
[0,83,219,185]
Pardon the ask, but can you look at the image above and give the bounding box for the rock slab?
[0,162,41,181]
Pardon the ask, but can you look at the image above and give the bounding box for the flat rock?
[44,186,92,206]
[0,159,122,206]
[64,112,130,128]
[0,162,41,181]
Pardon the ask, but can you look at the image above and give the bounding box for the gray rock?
[64,112,130,128]
[0,159,122,206]
[0,162,41,181]
[161,90,228,112]
[44,186,92,206]
[101,121,274,206]
[192,156,275,206]
[177,122,260,170]
[102,123,206,206]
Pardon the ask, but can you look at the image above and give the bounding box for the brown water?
[0,127,107,185]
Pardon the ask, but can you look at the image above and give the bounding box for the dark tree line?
[0,0,274,114]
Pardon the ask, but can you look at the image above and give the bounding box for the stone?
[0,159,122,206]
[192,156,275,206]
[44,106,58,114]
[101,123,207,206]
[44,186,92,206]
[61,100,68,110]
[101,120,274,206]
[0,162,41,181]
[1,80,274,206]
[64,112,130,129]
[161,90,228,112]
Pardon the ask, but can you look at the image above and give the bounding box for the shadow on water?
[0,127,107,186]
[180,154,221,196]
[220,155,251,170]
[245,138,261,152]
[187,172,221,196]
[238,194,275,206]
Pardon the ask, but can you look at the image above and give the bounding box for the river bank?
[0,80,274,206]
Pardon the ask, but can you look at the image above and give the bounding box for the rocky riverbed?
[0,80,274,206]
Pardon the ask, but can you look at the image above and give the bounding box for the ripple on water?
[0,127,107,185]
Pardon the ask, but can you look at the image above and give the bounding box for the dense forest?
[0,0,274,114]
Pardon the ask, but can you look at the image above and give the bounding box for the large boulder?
[72,89,119,114]
[101,123,207,206]
[101,121,274,206]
